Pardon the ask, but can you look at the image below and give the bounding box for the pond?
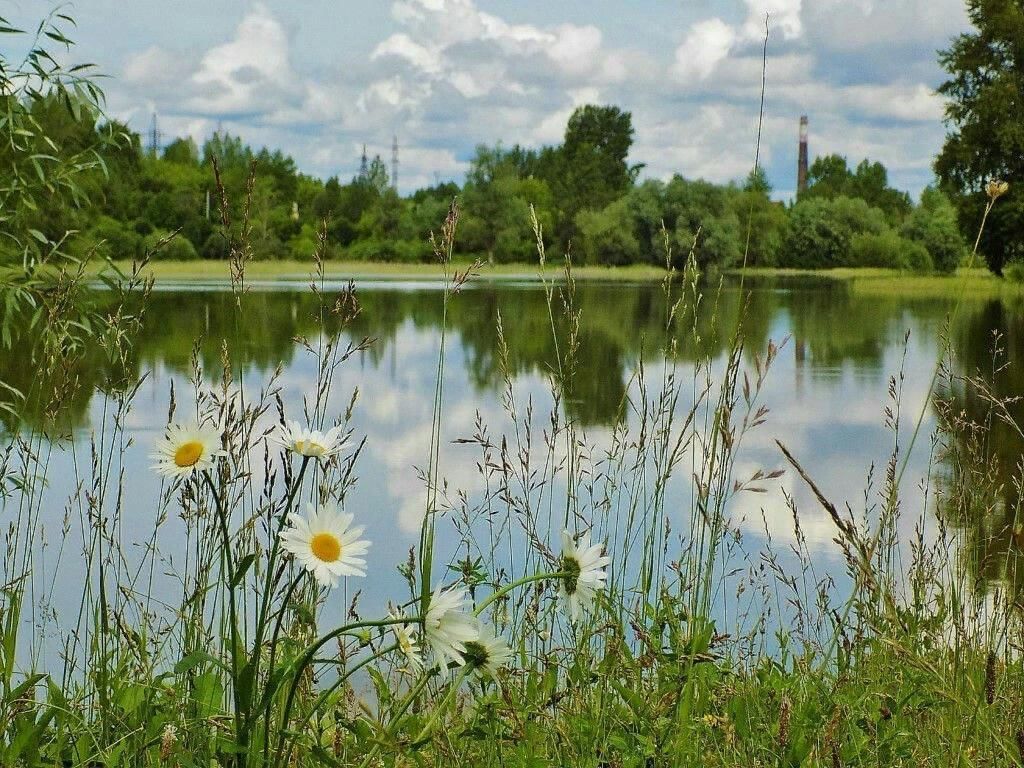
[5,274,1023,660]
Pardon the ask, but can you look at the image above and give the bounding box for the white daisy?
[273,420,346,461]
[424,586,479,669]
[151,422,224,478]
[559,529,610,621]
[388,608,423,673]
[279,503,370,588]
[463,622,512,682]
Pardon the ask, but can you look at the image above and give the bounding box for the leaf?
[230,553,256,589]
[174,650,226,674]
[192,671,224,718]
[309,746,346,767]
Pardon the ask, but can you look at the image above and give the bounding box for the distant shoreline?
[728,266,1024,298]
[86,259,670,284]
[69,260,1024,298]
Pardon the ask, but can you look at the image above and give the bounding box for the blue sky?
[6,0,971,198]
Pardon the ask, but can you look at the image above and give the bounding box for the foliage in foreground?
[2,190,1024,766]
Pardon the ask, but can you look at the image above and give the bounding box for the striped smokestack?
[797,115,809,194]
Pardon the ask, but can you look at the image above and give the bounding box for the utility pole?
[391,135,399,192]
[148,112,162,158]
[797,115,809,195]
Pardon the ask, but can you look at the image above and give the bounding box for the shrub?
[88,215,141,260]
[1005,260,1024,283]
[901,188,967,273]
[781,196,887,268]
[143,229,199,260]
[849,230,933,271]
[201,231,231,261]
[576,198,640,266]
[346,237,432,263]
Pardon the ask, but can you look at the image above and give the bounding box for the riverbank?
[95,258,670,283]
[87,260,1024,298]
[731,266,1024,298]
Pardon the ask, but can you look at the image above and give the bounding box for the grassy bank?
[85,260,1024,300]
[89,258,670,283]
[732,266,1024,298]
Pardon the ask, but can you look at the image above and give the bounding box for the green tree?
[735,167,787,267]
[803,154,911,222]
[935,0,1024,273]
[625,180,668,265]
[546,105,638,247]
[461,144,554,263]
[901,188,967,273]
[163,137,199,165]
[562,105,637,208]
[663,177,742,270]
[782,196,887,268]
[575,198,639,266]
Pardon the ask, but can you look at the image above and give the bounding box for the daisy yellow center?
[174,440,205,468]
[310,532,342,562]
[294,439,327,457]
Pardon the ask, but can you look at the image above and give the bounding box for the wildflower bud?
[160,723,178,760]
[986,179,1009,200]
[777,695,791,753]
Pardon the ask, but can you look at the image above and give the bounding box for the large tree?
[802,154,911,222]
[935,0,1024,274]
[550,105,640,248]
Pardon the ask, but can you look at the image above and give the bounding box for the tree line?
[14,0,1024,277]
[0,97,972,273]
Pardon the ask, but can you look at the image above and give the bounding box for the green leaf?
[192,671,224,718]
[174,650,226,674]
[230,553,256,589]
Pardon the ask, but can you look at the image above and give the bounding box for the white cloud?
[807,0,967,51]
[672,19,738,82]
[123,45,189,88]
[107,0,968,196]
[372,33,443,76]
[743,0,802,41]
[548,24,605,77]
[188,3,294,115]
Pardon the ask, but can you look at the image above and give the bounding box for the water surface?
[6,275,1023,654]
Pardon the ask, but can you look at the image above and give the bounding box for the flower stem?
[473,571,565,617]
[413,667,469,745]
[273,616,421,765]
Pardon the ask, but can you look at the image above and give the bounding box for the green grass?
[5,248,1022,767]
[92,260,1024,299]
[6,225,1024,765]
[90,258,671,283]
[732,266,1024,298]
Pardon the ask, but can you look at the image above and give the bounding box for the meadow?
[3,198,1024,767]
[3,8,1024,767]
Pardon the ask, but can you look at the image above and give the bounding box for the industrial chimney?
[797,116,809,194]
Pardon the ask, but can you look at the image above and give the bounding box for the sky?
[5,0,971,199]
